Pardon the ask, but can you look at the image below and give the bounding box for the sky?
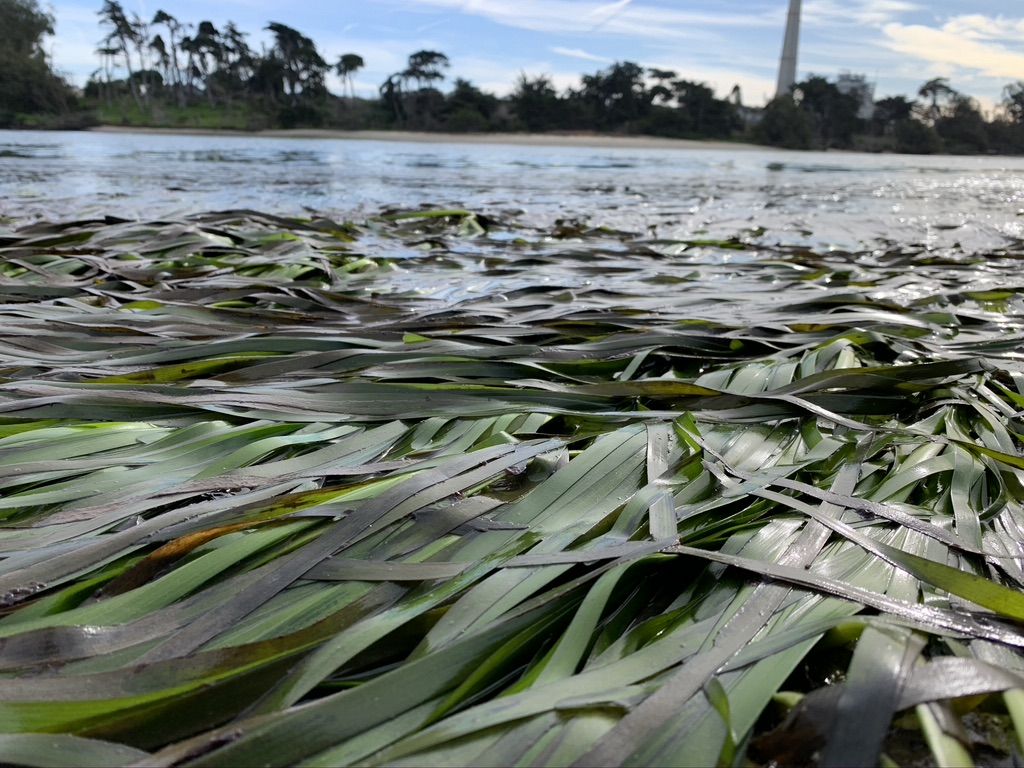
[44,0,1024,113]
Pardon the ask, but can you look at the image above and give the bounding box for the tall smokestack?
[775,0,801,98]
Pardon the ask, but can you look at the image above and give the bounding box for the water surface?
[3,129,1024,253]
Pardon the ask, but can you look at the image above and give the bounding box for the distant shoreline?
[87,125,769,152]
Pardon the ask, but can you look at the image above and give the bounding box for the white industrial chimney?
[775,0,801,98]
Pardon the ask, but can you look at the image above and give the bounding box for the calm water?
[3,129,1024,254]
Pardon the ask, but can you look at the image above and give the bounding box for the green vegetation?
[90,100,272,131]
[757,75,1024,153]
[84,0,1023,152]
[3,210,1024,764]
[0,0,85,128]
[3,0,1022,153]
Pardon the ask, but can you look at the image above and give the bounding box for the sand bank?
[89,125,766,151]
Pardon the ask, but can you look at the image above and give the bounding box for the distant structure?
[775,0,801,98]
[834,72,876,119]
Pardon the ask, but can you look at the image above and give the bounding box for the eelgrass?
[3,209,1024,765]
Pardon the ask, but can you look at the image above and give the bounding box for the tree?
[95,1,160,109]
[225,24,257,99]
[754,95,815,149]
[404,50,449,90]
[647,68,676,105]
[181,21,224,104]
[265,22,328,107]
[444,77,498,132]
[510,73,562,132]
[251,56,286,104]
[1002,82,1024,124]
[149,34,169,91]
[335,53,364,102]
[918,77,956,125]
[936,94,988,153]
[388,50,450,128]
[672,79,737,137]
[379,73,405,124]
[0,0,77,122]
[578,61,649,130]
[792,75,861,148]
[871,95,915,136]
[126,11,154,105]
[91,44,119,104]
[98,0,147,108]
[0,0,50,53]
[894,119,942,154]
[151,10,185,105]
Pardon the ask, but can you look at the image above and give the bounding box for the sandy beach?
[88,125,766,151]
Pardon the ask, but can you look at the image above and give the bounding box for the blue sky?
[46,0,1024,113]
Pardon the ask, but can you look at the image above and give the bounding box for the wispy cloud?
[804,0,921,27]
[403,0,777,41]
[416,18,450,32]
[587,0,631,30]
[550,46,613,63]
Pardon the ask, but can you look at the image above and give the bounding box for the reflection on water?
[1,129,1024,253]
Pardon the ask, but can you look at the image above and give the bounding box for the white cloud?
[882,16,1024,80]
[941,14,1024,40]
[550,47,613,64]
[864,13,1024,111]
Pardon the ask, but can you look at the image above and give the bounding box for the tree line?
[760,75,1024,154]
[3,0,1024,155]
[88,1,364,128]
[0,0,81,127]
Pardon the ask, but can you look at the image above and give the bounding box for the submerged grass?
[3,209,1024,765]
